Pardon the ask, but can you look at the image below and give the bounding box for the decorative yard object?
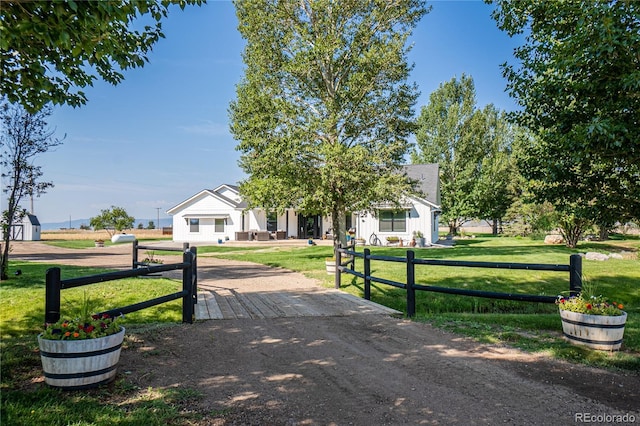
[325,258,336,275]
[38,325,125,389]
[38,292,125,389]
[412,230,425,247]
[140,250,163,265]
[557,287,626,351]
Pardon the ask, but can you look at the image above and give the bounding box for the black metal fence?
[45,241,197,324]
[335,245,582,317]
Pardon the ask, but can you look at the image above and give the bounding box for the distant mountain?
[41,218,170,231]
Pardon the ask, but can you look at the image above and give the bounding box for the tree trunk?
[598,226,609,241]
[448,220,458,236]
[1,238,9,280]
[559,218,587,249]
[491,219,498,235]
[331,208,347,250]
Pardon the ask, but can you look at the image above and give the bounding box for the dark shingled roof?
[403,164,440,206]
[26,214,40,226]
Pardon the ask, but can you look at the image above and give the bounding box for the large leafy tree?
[472,105,518,235]
[230,0,428,247]
[1,0,203,112]
[413,74,516,235]
[412,74,478,235]
[489,0,640,246]
[90,206,135,238]
[0,103,62,280]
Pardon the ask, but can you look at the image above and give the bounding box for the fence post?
[335,243,341,289]
[349,240,355,272]
[406,250,416,317]
[364,248,371,300]
[569,254,582,296]
[45,267,62,324]
[132,239,138,269]
[190,246,198,307]
[182,250,195,323]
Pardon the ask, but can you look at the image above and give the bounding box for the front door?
[297,214,322,239]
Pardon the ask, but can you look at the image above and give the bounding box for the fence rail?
[45,241,197,324]
[335,245,582,317]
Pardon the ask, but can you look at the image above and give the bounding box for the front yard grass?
[0,234,638,424]
[214,234,640,371]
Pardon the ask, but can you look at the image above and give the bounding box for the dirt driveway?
[10,241,640,425]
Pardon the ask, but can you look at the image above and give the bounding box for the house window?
[379,210,406,232]
[215,218,225,233]
[189,218,199,232]
[267,212,277,232]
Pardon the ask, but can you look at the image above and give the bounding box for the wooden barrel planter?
[559,310,626,351]
[38,327,125,389]
[325,258,336,275]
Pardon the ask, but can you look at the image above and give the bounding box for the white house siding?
[170,192,243,242]
[217,186,242,203]
[356,197,438,245]
[168,164,441,243]
[24,215,41,241]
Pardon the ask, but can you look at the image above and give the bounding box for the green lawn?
[1,235,638,424]
[212,234,640,370]
[0,261,189,425]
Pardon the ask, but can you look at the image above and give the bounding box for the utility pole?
[156,207,160,230]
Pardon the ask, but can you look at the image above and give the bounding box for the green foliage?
[1,103,62,280]
[0,262,183,339]
[413,74,478,234]
[413,75,518,234]
[230,0,428,246]
[89,205,135,237]
[557,282,625,316]
[40,291,122,340]
[0,0,204,112]
[504,198,556,237]
[0,261,198,424]
[470,105,518,233]
[489,0,640,241]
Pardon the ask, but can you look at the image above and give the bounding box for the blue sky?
[24,0,523,226]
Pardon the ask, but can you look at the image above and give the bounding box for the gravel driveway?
[10,241,640,425]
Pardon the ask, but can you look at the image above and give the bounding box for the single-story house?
[167,164,441,245]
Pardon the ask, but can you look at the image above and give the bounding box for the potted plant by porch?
[556,284,626,351]
[412,230,425,247]
[37,293,124,389]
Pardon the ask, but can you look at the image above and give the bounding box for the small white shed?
[2,214,42,241]
[23,214,41,241]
